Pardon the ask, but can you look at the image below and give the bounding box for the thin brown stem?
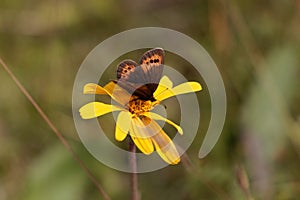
[129,138,139,200]
[235,164,254,200]
[0,56,111,200]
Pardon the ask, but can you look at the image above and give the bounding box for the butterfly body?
[116,48,164,102]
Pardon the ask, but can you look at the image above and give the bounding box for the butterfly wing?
[116,48,164,100]
[138,48,164,94]
[116,60,138,81]
[116,59,152,99]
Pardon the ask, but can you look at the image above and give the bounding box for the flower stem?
[0,57,111,200]
[129,138,139,200]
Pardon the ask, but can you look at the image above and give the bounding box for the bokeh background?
[1,0,300,199]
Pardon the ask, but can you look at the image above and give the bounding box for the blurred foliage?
[0,0,300,199]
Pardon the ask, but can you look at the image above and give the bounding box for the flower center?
[128,99,152,115]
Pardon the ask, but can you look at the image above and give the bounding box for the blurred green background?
[1,0,300,199]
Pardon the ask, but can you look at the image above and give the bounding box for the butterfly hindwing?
[116,59,148,96]
[116,48,165,100]
[116,60,138,80]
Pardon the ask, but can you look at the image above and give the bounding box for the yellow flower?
[79,76,202,164]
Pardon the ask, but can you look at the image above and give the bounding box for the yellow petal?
[153,76,173,98]
[150,120,180,164]
[136,117,180,164]
[130,119,154,154]
[103,81,133,106]
[83,82,121,104]
[130,117,152,138]
[153,140,180,165]
[144,112,183,135]
[130,135,154,155]
[79,102,122,119]
[83,83,108,95]
[102,81,117,96]
[155,82,202,102]
[115,111,131,141]
[83,81,133,106]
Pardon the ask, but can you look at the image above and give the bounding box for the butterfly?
[115,48,164,101]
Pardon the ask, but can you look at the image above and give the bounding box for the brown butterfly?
[115,48,164,101]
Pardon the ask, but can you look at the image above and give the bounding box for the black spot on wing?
[139,48,164,65]
[116,48,165,100]
[116,60,137,80]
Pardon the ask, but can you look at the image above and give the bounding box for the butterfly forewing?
[139,48,164,93]
[139,48,164,70]
[116,48,164,100]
